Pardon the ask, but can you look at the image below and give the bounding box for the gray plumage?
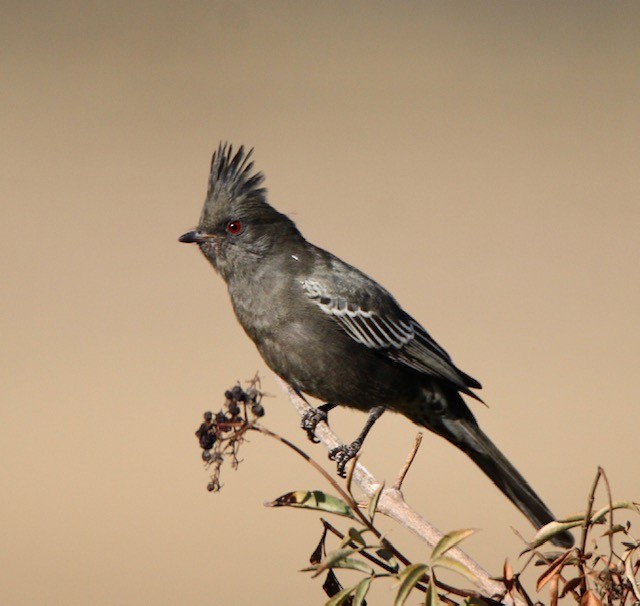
[179,143,573,548]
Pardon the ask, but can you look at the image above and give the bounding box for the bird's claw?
[329,440,362,477]
[301,407,329,443]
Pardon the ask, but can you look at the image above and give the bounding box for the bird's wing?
[301,278,481,397]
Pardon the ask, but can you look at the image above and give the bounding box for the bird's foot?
[329,439,362,477]
[301,407,329,443]
[301,402,335,443]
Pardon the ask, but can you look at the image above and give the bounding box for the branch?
[275,376,522,605]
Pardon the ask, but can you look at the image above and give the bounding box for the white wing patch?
[302,279,479,395]
[302,279,414,350]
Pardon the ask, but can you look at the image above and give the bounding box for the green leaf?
[551,502,640,528]
[590,501,640,524]
[325,583,358,606]
[395,563,429,606]
[310,548,356,577]
[602,523,628,537]
[376,546,399,573]
[353,576,373,606]
[347,527,367,547]
[266,490,355,519]
[430,555,477,584]
[430,528,476,562]
[368,482,385,521]
[425,575,439,606]
[307,548,374,577]
[528,520,583,549]
[329,557,374,576]
[555,512,591,523]
[324,575,373,606]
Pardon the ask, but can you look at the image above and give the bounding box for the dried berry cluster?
[224,384,265,419]
[194,377,266,492]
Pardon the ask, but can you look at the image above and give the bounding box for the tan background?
[2,2,639,604]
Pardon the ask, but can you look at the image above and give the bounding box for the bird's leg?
[329,405,386,477]
[301,402,336,443]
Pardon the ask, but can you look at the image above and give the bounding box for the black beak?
[179,230,202,243]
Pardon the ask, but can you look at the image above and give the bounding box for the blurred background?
[2,1,639,604]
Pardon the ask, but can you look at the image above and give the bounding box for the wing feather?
[302,279,481,397]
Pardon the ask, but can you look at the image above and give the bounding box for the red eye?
[226,220,243,235]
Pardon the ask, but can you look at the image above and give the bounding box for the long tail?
[430,415,574,548]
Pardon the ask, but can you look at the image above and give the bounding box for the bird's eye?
[226,220,243,235]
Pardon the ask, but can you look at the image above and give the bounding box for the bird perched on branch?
[179,143,573,548]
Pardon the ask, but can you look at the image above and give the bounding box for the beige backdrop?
[2,2,639,604]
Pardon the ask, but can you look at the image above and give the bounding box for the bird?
[179,143,573,548]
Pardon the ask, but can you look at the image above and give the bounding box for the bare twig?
[393,432,423,491]
[579,468,602,593]
[274,376,522,605]
[600,467,617,562]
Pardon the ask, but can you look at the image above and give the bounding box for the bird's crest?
[199,143,268,229]
[198,142,299,238]
[206,142,266,205]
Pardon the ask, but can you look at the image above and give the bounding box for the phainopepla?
[179,143,573,548]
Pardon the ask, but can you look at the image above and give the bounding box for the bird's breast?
[227,271,421,409]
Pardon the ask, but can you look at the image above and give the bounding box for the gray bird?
[179,143,573,548]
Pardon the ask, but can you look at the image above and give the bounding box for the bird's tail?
[426,413,574,548]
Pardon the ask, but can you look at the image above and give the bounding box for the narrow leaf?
[548,572,559,606]
[376,547,399,573]
[602,523,627,537]
[368,482,385,521]
[394,563,429,606]
[503,558,515,595]
[555,502,640,526]
[556,512,591,523]
[329,557,374,576]
[503,558,514,583]
[313,548,356,577]
[559,576,582,598]
[528,520,581,549]
[536,551,572,591]
[266,490,355,518]
[430,528,476,562]
[425,575,439,606]
[348,527,367,547]
[305,549,372,577]
[430,555,477,584]
[590,501,640,524]
[353,576,372,606]
[325,583,358,606]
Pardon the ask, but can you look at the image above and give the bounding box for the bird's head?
[179,143,301,281]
